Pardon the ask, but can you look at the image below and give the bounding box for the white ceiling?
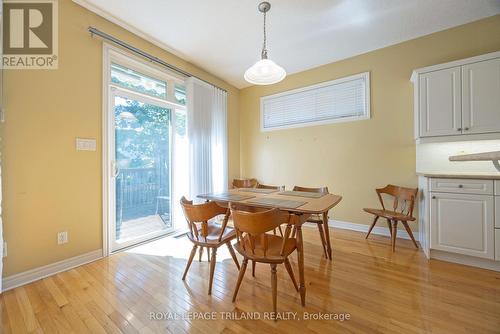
[77,0,500,88]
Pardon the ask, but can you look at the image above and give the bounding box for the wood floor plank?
[25,283,63,334]
[3,290,29,334]
[1,295,13,334]
[54,271,108,334]
[43,277,69,308]
[33,280,76,334]
[1,228,499,333]
[14,286,40,332]
[85,301,124,334]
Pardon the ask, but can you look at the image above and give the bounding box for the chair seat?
[363,208,415,221]
[188,223,236,246]
[234,234,296,263]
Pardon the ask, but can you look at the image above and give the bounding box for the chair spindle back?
[293,186,329,194]
[257,184,285,191]
[375,185,418,217]
[232,178,258,188]
[180,196,228,241]
[230,205,290,256]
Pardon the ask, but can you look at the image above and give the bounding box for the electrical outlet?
[57,231,68,245]
[3,242,6,257]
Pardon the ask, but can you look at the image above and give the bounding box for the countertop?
[416,172,500,179]
[449,151,500,162]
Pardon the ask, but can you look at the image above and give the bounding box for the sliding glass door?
[105,47,187,252]
[111,93,173,250]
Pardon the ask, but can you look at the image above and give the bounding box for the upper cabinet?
[418,67,462,137]
[411,52,500,142]
[462,58,500,135]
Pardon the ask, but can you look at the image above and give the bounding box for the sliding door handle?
[111,161,120,178]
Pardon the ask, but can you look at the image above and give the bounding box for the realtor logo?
[2,0,58,69]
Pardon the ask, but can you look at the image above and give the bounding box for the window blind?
[261,72,370,131]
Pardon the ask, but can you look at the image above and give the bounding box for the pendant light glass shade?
[244,2,286,85]
[244,58,286,85]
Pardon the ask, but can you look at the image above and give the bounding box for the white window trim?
[102,43,186,256]
[260,72,371,132]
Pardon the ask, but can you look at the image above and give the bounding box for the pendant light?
[244,2,286,85]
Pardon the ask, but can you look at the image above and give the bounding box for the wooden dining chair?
[257,183,285,191]
[180,197,240,294]
[249,183,286,276]
[230,205,299,318]
[232,178,258,188]
[292,186,331,259]
[363,185,418,252]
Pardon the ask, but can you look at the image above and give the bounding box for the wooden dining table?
[198,188,342,306]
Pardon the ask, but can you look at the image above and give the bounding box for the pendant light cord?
[261,11,268,59]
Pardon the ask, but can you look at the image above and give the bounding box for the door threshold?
[110,229,184,255]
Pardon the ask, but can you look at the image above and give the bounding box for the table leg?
[293,214,306,306]
[323,212,332,260]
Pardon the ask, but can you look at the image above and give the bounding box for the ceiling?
[76,0,500,88]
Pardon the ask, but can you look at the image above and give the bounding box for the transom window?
[108,52,186,106]
[111,63,167,99]
[174,84,186,105]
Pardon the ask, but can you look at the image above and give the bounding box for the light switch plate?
[76,138,96,151]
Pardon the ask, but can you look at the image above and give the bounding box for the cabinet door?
[462,58,500,134]
[496,230,500,261]
[430,192,494,259]
[419,67,462,137]
[496,197,500,229]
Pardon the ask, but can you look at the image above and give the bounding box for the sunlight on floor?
[125,234,233,262]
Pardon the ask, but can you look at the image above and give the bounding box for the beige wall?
[239,15,500,227]
[1,0,240,276]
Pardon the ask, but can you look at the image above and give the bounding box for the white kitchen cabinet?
[496,197,500,229]
[430,178,493,195]
[411,51,500,141]
[418,67,462,137]
[430,192,494,259]
[496,230,500,261]
[495,180,500,196]
[462,58,500,134]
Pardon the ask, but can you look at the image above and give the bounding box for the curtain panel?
[186,78,228,199]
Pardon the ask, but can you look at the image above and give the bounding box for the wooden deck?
[1,227,499,333]
[117,214,171,244]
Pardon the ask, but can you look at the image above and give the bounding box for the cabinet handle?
[458,184,463,188]
[432,196,436,199]
[464,127,469,131]
[457,128,462,131]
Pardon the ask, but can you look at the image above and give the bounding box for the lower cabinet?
[496,197,500,228]
[430,192,494,259]
[496,230,500,261]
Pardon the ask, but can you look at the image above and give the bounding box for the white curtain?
[0,0,3,291]
[186,78,228,199]
[0,159,2,292]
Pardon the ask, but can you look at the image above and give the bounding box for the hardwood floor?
[1,227,499,333]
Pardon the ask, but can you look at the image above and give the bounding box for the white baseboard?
[430,250,500,272]
[2,249,103,292]
[327,219,420,241]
